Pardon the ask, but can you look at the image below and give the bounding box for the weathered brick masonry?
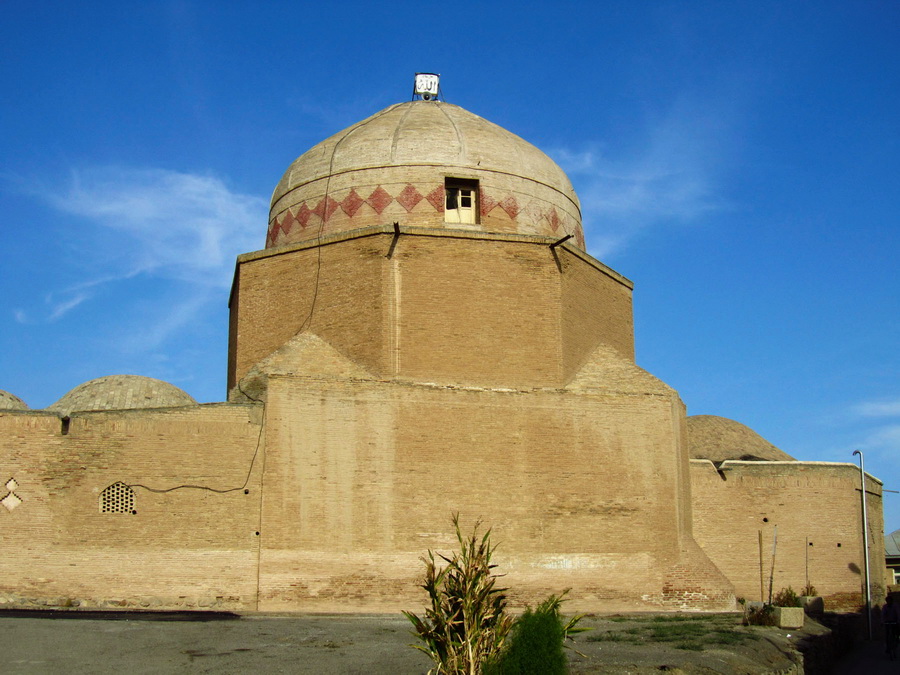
[0,405,262,610]
[230,227,633,391]
[0,96,884,613]
[691,460,884,610]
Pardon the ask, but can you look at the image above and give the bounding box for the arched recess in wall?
[100,482,135,514]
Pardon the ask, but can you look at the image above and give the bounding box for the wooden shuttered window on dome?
[445,178,478,224]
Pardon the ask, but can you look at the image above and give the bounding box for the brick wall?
[229,229,635,392]
[0,405,263,610]
[560,247,635,377]
[252,341,732,613]
[229,231,387,389]
[690,460,885,610]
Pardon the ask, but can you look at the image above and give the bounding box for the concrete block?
[801,595,824,617]
[775,606,804,629]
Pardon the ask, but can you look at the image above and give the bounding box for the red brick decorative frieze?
[312,196,339,222]
[267,183,583,249]
[278,210,295,237]
[548,207,560,232]
[395,184,424,212]
[425,185,444,212]
[498,195,519,219]
[479,191,498,217]
[366,186,392,215]
[295,203,312,228]
[341,189,364,217]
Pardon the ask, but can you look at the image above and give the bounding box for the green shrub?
[485,592,587,674]
[486,597,567,675]
[675,640,704,651]
[773,586,802,607]
[800,583,817,597]
[588,614,757,651]
[743,604,777,626]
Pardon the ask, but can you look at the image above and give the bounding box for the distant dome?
[268,101,584,249]
[0,390,28,410]
[48,375,196,415]
[887,529,900,558]
[687,415,795,463]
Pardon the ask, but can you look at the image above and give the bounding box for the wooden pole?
[768,525,777,605]
[758,530,765,602]
[805,536,810,592]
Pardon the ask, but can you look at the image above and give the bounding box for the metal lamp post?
[853,449,872,640]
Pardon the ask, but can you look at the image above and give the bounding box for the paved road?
[1,612,431,674]
[3,609,884,674]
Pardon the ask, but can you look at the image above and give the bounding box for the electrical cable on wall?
[135,107,408,498]
[298,106,397,332]
[121,97,395,498]
[127,406,266,495]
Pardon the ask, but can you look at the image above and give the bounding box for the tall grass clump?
[403,514,513,675]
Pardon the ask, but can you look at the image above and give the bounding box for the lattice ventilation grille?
[100,482,135,514]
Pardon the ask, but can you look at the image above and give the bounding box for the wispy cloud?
[15,270,142,324]
[864,424,900,448]
[550,99,733,259]
[53,167,265,286]
[18,167,267,349]
[47,292,89,320]
[843,398,900,474]
[855,423,900,481]
[120,287,217,354]
[853,399,900,417]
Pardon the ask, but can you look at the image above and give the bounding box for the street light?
[853,449,872,640]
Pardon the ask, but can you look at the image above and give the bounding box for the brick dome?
[268,101,584,249]
[47,375,196,415]
[0,390,28,410]
[687,415,795,463]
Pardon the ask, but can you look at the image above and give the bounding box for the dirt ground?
[0,609,856,674]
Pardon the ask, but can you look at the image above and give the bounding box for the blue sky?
[2,1,898,532]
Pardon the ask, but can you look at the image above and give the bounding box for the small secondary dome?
[268,101,584,249]
[0,390,28,410]
[48,375,196,415]
[687,415,795,463]
[887,528,900,558]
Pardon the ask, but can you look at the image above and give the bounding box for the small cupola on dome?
[267,82,584,250]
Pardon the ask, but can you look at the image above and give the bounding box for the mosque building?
[0,79,885,613]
